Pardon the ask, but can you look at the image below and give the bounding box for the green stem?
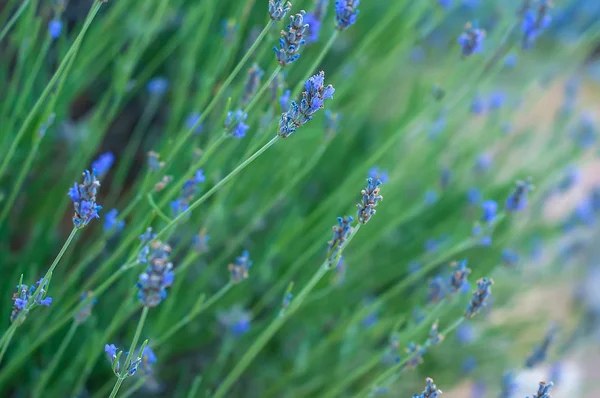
[32,322,79,397]
[0,0,30,43]
[212,224,362,398]
[119,376,147,398]
[0,327,16,365]
[109,306,149,398]
[162,19,274,168]
[0,1,103,181]
[155,135,280,240]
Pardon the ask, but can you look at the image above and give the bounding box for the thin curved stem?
[0,0,30,43]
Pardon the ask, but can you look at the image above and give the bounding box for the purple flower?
[274,11,308,66]
[229,250,252,283]
[136,241,174,307]
[481,200,498,223]
[241,63,264,105]
[186,113,204,134]
[464,277,493,318]
[528,381,553,398]
[505,179,533,212]
[521,1,552,49]
[218,306,251,336]
[413,377,442,398]
[428,276,447,303]
[141,346,157,374]
[11,280,53,323]
[105,344,118,361]
[458,22,485,56]
[456,323,476,344]
[467,187,482,205]
[335,0,360,30]
[91,152,115,178]
[304,12,322,43]
[368,167,389,184]
[357,177,383,224]
[146,77,169,95]
[449,260,471,293]
[328,216,354,265]
[49,20,62,39]
[489,91,507,110]
[225,110,249,139]
[278,71,335,138]
[280,89,291,112]
[268,0,292,21]
[69,170,102,229]
[525,324,558,368]
[104,209,125,233]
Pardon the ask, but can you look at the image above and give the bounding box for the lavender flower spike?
[274,11,308,66]
[241,64,264,105]
[229,250,253,283]
[357,177,383,224]
[449,259,471,293]
[465,277,493,318]
[268,0,292,21]
[335,0,360,31]
[458,22,485,56]
[278,71,335,138]
[136,240,174,307]
[412,377,442,398]
[68,169,102,229]
[527,381,553,398]
[506,178,534,212]
[327,216,354,265]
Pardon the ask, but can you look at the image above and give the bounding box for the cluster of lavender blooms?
[68,169,102,229]
[405,342,426,369]
[241,64,264,105]
[268,0,292,21]
[137,240,174,308]
[304,0,329,43]
[525,324,558,368]
[464,277,493,318]
[170,169,205,216]
[11,279,52,324]
[458,22,485,56]
[506,179,534,212]
[229,250,252,283]
[274,11,308,66]
[426,321,444,345]
[327,216,353,266]
[278,71,335,138]
[335,0,360,31]
[521,0,552,49]
[412,377,442,398]
[427,260,472,303]
[527,381,554,398]
[104,343,149,377]
[224,110,250,138]
[357,177,383,224]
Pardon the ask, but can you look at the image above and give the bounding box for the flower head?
[278,71,335,137]
[268,0,292,21]
[368,167,389,184]
[91,152,115,177]
[527,381,553,398]
[146,77,168,95]
[525,324,558,368]
[218,306,251,336]
[305,0,329,42]
[11,279,53,323]
[357,177,383,224]
[449,260,471,293]
[104,209,125,233]
[68,169,102,229]
[49,19,62,39]
[456,323,476,344]
[136,241,174,307]
[521,1,552,49]
[141,346,157,374]
[412,377,442,398]
[274,11,308,66]
[229,250,252,283]
[241,64,264,105]
[225,110,249,139]
[428,275,447,303]
[335,0,360,30]
[171,169,205,216]
[506,179,534,212]
[481,200,498,223]
[465,277,493,318]
[458,22,485,56]
[327,216,354,265]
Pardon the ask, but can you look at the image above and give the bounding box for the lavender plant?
[0,0,599,397]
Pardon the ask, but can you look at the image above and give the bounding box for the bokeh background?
[1,0,600,397]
